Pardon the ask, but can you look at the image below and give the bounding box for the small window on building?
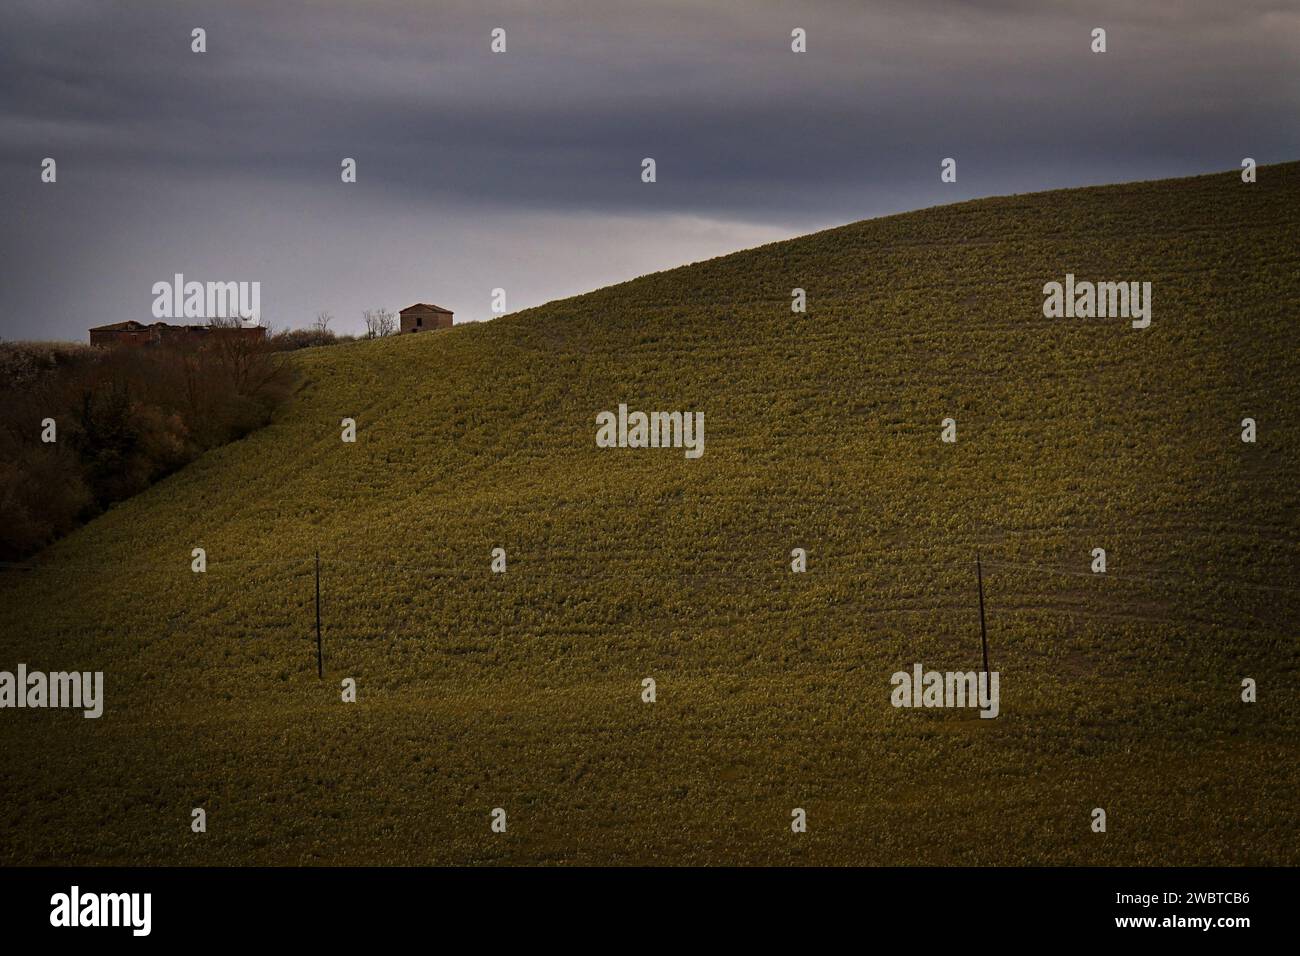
[416,316,422,327]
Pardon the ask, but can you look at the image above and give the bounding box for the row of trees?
[0,335,295,561]
[262,308,400,350]
[1,307,404,561]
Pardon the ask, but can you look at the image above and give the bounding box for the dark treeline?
[0,329,336,562]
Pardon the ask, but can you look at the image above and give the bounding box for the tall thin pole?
[315,549,323,679]
[976,549,989,677]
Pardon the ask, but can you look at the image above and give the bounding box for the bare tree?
[313,311,333,333]
[363,307,397,339]
[209,313,264,331]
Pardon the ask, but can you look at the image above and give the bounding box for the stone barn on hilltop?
[399,303,454,333]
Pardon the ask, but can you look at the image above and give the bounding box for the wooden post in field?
[315,550,323,679]
[976,549,990,677]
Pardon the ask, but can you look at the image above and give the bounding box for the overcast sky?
[2,0,1297,340]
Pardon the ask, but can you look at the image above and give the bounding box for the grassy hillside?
[1,164,1297,865]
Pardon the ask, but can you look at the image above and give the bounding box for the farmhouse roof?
[88,320,248,333]
[399,303,454,314]
[88,320,149,332]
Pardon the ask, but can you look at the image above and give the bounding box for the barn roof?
[400,303,454,314]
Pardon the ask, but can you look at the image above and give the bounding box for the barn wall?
[400,311,453,333]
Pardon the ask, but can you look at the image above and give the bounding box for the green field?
[2,164,1297,865]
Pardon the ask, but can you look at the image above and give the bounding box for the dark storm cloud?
[1,0,1297,339]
